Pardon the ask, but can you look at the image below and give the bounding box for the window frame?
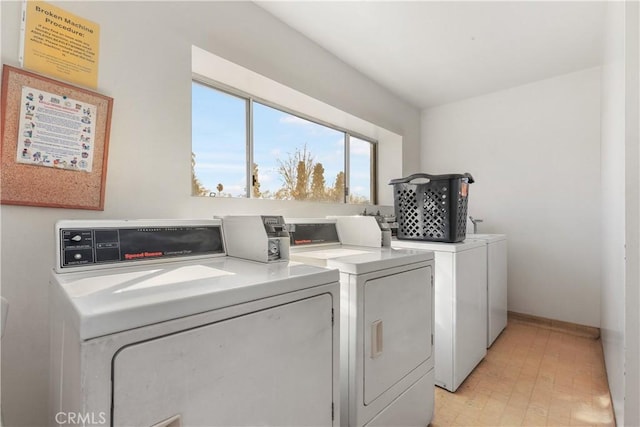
[347,134,378,204]
[192,74,378,204]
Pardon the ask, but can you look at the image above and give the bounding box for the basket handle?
[389,172,474,185]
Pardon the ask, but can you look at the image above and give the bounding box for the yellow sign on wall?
[19,0,100,89]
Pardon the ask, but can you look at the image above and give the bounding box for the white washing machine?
[286,216,435,427]
[392,238,487,392]
[49,219,341,427]
[466,233,508,347]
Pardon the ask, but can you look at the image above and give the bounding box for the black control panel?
[289,223,340,246]
[60,226,225,268]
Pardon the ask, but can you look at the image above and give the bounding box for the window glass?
[253,102,345,202]
[191,80,376,203]
[349,136,374,204]
[191,82,247,197]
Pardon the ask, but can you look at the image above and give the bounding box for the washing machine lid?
[50,257,338,340]
[287,218,433,272]
[323,247,433,274]
[466,233,507,243]
[290,245,373,266]
[291,244,433,273]
[392,238,486,252]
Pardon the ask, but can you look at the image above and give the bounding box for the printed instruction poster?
[17,85,96,172]
[20,0,100,88]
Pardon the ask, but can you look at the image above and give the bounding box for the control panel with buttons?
[59,225,225,269]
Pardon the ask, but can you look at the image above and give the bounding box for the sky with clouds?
[192,82,372,200]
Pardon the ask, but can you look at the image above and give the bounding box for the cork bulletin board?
[1,64,112,210]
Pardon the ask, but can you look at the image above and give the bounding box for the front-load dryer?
[49,219,340,427]
[466,233,508,347]
[286,216,435,427]
[392,238,487,392]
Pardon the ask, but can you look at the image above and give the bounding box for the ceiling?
[256,1,606,109]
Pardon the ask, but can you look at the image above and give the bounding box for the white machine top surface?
[291,245,433,274]
[392,238,486,252]
[51,255,338,340]
[286,217,433,273]
[465,233,507,243]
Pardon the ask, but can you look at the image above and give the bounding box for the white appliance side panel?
[335,216,382,248]
[339,272,355,427]
[434,252,455,390]
[112,294,334,426]
[488,239,508,346]
[49,290,85,425]
[364,369,435,427]
[363,266,432,404]
[453,246,488,391]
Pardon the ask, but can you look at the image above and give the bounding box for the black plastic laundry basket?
[389,172,474,243]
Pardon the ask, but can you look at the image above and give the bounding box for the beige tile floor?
[431,318,615,427]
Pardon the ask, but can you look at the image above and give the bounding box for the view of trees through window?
[192,81,375,204]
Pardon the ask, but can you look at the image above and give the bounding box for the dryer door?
[112,293,334,426]
[363,266,432,405]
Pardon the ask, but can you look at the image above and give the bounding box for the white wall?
[624,5,640,425]
[600,1,640,425]
[600,2,626,423]
[421,68,602,327]
[0,2,421,425]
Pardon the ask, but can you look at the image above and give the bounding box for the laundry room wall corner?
[420,68,602,328]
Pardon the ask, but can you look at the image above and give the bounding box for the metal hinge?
[431,334,434,346]
[332,402,335,421]
[331,308,334,326]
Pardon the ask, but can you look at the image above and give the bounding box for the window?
[192,81,377,204]
[349,136,374,204]
[192,82,247,197]
[253,102,346,202]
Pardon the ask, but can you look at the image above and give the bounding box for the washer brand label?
[124,251,163,260]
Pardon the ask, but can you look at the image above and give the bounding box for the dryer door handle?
[371,319,383,358]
